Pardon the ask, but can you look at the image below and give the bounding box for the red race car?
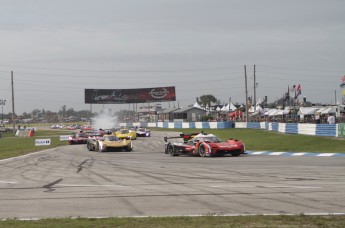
[164,133,245,157]
[68,131,89,145]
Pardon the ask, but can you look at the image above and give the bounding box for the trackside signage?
[35,139,51,146]
[84,86,176,104]
[60,135,70,141]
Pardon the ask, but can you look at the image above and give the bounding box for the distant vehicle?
[87,134,133,152]
[67,125,77,130]
[68,132,88,145]
[116,128,137,140]
[86,129,107,139]
[164,133,245,157]
[82,125,94,131]
[136,127,151,137]
[50,124,61,129]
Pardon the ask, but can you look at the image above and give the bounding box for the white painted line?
[209,185,254,188]
[56,184,126,187]
[209,185,321,189]
[266,185,321,189]
[8,212,345,221]
[0,180,17,184]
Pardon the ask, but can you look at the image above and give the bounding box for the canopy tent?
[193,102,202,109]
[273,109,290,116]
[221,102,237,112]
[315,107,328,114]
[320,107,336,114]
[298,107,319,115]
[248,104,263,113]
[264,109,277,116]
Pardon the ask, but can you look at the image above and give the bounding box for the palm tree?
[197,94,218,113]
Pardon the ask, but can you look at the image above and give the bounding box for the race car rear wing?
[164,132,206,143]
[163,134,183,143]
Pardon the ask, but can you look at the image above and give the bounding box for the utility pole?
[253,64,256,111]
[244,65,248,122]
[11,71,16,133]
[0,99,5,123]
[228,97,231,117]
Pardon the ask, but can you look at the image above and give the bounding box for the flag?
[296,84,301,97]
[340,75,345,88]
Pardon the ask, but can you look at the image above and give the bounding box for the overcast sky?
[0,0,344,115]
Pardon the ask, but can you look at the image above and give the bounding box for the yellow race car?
[87,134,133,152]
[115,128,137,140]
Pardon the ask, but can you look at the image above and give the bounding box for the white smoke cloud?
[91,113,118,130]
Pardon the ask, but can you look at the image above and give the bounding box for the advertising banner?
[85,86,176,104]
[35,139,51,146]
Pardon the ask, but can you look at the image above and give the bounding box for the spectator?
[315,114,321,124]
[327,113,335,124]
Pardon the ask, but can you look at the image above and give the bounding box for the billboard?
[85,86,176,104]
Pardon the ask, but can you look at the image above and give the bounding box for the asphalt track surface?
[0,131,345,219]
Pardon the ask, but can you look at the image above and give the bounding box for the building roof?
[159,107,181,114]
[172,106,204,113]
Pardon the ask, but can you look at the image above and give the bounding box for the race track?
[0,131,345,219]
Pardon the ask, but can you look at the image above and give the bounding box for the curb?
[246,151,345,157]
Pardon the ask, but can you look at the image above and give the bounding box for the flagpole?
[244,65,248,122]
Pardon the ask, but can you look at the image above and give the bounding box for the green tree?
[59,105,67,118]
[196,94,217,112]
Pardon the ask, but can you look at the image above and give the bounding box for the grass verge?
[0,130,73,160]
[1,215,345,227]
[158,128,345,153]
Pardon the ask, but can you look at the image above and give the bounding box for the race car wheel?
[231,150,241,157]
[87,143,92,151]
[199,145,206,157]
[167,145,176,156]
[125,144,133,152]
[95,143,100,152]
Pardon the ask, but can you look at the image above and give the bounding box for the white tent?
[256,105,263,111]
[264,109,277,116]
[315,107,328,114]
[273,109,290,116]
[193,102,202,109]
[298,107,319,115]
[320,107,336,114]
[221,102,237,112]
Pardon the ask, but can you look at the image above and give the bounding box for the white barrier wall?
[298,123,317,136]
[120,121,337,137]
